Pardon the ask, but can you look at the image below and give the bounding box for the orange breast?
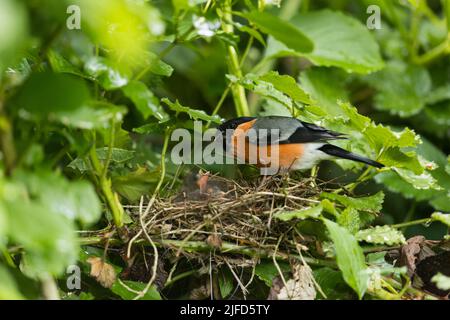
[230,121,304,172]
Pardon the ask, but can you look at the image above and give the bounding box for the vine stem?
[222,0,250,117]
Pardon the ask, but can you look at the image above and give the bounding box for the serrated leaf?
[356,226,406,245]
[68,148,135,172]
[241,11,313,54]
[122,81,169,121]
[259,71,314,105]
[299,67,349,115]
[321,191,384,213]
[161,98,222,123]
[323,219,368,299]
[265,10,384,74]
[431,212,450,227]
[337,207,360,234]
[392,168,441,190]
[228,74,293,108]
[111,280,161,300]
[274,204,323,222]
[367,61,431,117]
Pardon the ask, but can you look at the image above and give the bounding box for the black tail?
[319,144,384,169]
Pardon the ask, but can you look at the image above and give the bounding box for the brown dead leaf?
[87,257,116,288]
[397,236,435,278]
[206,234,223,249]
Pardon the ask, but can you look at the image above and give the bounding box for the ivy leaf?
[274,204,323,222]
[161,98,222,123]
[356,225,406,246]
[323,219,368,299]
[111,280,161,300]
[241,11,313,54]
[431,212,450,227]
[265,10,384,74]
[122,81,169,121]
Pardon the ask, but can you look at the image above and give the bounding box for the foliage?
[0,0,448,300]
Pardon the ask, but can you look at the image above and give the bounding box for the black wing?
[280,121,346,144]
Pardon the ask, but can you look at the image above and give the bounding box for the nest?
[127,172,326,263]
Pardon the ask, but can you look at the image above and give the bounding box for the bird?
[216,116,384,174]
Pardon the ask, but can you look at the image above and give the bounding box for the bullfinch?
[216,116,384,173]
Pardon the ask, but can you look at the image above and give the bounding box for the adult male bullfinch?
[216,116,384,174]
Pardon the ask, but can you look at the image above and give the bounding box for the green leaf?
[5,200,78,276]
[228,74,293,109]
[122,81,169,121]
[431,212,450,227]
[255,260,291,287]
[259,71,314,105]
[366,61,431,117]
[144,52,174,77]
[84,56,130,90]
[323,219,368,299]
[17,72,91,116]
[47,50,86,78]
[425,102,450,126]
[274,204,323,222]
[313,267,350,299]
[337,207,360,234]
[218,268,234,299]
[299,67,349,115]
[112,168,159,201]
[111,280,161,300]
[0,0,28,72]
[431,273,450,291]
[241,11,313,54]
[0,266,23,300]
[52,101,127,130]
[356,226,406,245]
[265,10,384,74]
[321,191,384,213]
[69,148,135,172]
[162,98,222,123]
[392,168,441,190]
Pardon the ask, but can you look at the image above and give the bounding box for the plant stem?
[391,218,431,229]
[0,93,16,176]
[222,0,250,117]
[89,132,124,228]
